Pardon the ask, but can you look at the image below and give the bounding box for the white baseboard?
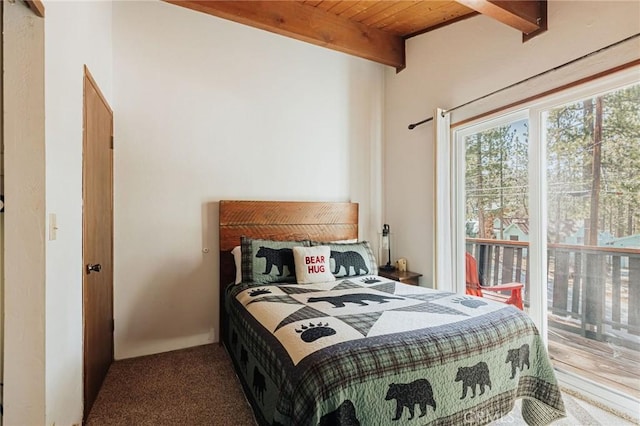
[115,331,215,360]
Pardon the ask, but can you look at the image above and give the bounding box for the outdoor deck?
[466,238,640,402]
[548,324,640,400]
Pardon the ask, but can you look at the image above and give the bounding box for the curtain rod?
[407,33,640,130]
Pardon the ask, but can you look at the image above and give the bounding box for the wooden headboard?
[218,200,359,336]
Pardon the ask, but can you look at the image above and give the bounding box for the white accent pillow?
[293,246,335,284]
[232,246,242,284]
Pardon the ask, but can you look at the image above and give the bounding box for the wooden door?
[82,66,114,420]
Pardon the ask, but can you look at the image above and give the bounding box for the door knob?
[87,263,102,274]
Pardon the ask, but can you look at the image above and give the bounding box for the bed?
[219,200,565,425]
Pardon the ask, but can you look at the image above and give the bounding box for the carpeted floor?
[87,344,636,425]
[85,344,256,425]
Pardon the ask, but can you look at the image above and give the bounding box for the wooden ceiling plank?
[383,2,472,34]
[350,1,402,24]
[313,1,342,12]
[363,1,423,30]
[303,0,325,7]
[454,0,543,34]
[166,0,405,69]
[340,1,376,20]
[327,1,359,16]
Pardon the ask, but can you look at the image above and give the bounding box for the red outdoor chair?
[465,252,524,310]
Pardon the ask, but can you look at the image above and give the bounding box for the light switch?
[49,213,58,241]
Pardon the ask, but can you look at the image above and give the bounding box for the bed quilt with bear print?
[224,276,566,426]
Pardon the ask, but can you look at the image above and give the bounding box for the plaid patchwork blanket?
[224,277,566,425]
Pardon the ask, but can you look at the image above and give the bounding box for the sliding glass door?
[540,82,640,404]
[454,70,639,414]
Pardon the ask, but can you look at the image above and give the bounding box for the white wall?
[3,4,45,424]
[384,1,640,287]
[44,1,112,424]
[0,3,4,417]
[113,1,384,359]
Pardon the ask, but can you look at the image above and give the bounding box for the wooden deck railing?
[466,238,640,350]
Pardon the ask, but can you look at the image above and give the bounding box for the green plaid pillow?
[310,241,378,278]
[241,237,310,285]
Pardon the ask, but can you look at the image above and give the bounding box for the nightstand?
[378,269,422,286]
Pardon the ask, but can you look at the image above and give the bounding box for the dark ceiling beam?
[165,1,406,70]
[25,0,45,18]
[455,0,546,36]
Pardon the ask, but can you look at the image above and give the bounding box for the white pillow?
[232,246,242,284]
[293,246,335,284]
